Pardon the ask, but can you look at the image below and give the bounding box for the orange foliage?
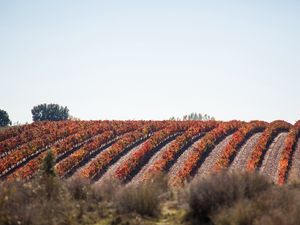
[277,121,300,185]
[246,120,291,172]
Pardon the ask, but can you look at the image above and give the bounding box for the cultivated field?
[1,119,299,186]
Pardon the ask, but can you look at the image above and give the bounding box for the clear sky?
[0,1,299,124]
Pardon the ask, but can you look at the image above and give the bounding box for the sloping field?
[1,119,299,186]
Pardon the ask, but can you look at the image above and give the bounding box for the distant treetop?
[31,103,69,122]
[169,113,215,121]
[0,109,12,127]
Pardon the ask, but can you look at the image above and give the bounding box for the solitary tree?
[40,150,56,177]
[39,150,59,199]
[0,109,11,127]
[31,103,69,122]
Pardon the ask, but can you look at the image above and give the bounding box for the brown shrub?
[186,171,271,223]
[213,186,300,225]
[114,176,168,217]
[66,176,93,200]
[0,176,109,225]
[94,177,122,202]
[0,177,78,225]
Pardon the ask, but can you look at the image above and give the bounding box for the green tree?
[0,109,11,127]
[39,150,60,200]
[170,113,215,121]
[204,114,208,120]
[198,113,203,120]
[40,150,56,177]
[31,103,69,122]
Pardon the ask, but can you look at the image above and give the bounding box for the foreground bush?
[0,176,106,225]
[0,175,171,224]
[183,172,300,225]
[114,176,168,217]
[4,171,300,224]
[213,186,300,225]
[186,171,272,223]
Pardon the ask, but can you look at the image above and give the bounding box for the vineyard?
[1,119,300,186]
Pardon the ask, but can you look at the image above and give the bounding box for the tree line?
[0,105,216,127]
[169,112,215,121]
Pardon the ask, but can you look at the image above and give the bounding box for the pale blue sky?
[0,1,299,123]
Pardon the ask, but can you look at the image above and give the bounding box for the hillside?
[0,119,299,185]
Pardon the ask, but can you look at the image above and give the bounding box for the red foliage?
[7,121,115,180]
[52,123,111,158]
[114,122,191,180]
[277,121,300,185]
[246,120,291,172]
[214,121,268,171]
[4,120,300,186]
[141,121,219,181]
[7,152,46,180]
[0,121,69,157]
[55,131,115,177]
[8,121,143,180]
[0,122,41,142]
[0,121,88,176]
[79,122,165,180]
[55,122,141,177]
[170,121,243,187]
